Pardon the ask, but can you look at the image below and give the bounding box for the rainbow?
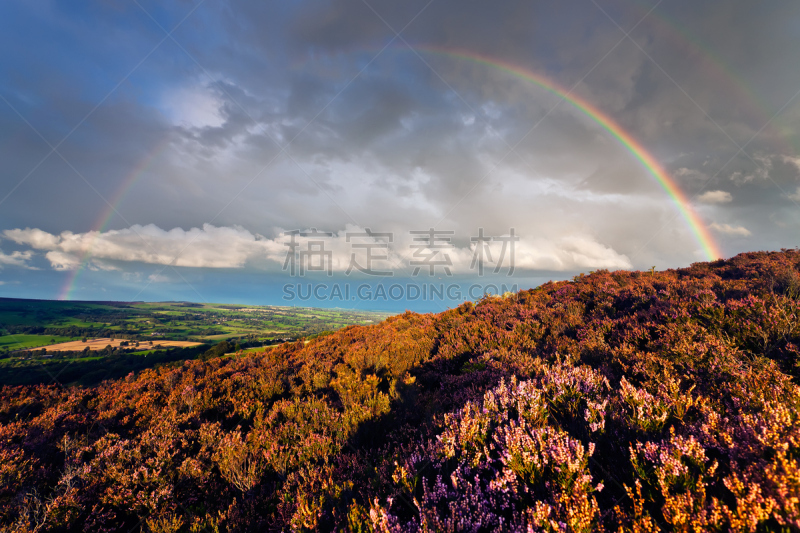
[414,46,723,260]
[62,47,726,300]
[59,138,171,300]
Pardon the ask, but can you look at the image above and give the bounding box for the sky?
[1,0,800,312]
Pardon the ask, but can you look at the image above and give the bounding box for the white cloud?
[782,156,800,173]
[5,224,284,270]
[787,186,800,203]
[730,154,772,184]
[391,233,631,273]
[697,190,732,204]
[710,222,751,237]
[122,272,142,282]
[88,260,120,271]
[148,273,172,283]
[3,228,60,250]
[498,235,631,271]
[162,84,225,129]
[0,249,35,269]
[44,251,80,271]
[3,224,632,274]
[674,167,708,180]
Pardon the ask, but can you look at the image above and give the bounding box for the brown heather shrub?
[0,250,799,531]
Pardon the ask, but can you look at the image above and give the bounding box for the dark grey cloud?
[2,0,800,302]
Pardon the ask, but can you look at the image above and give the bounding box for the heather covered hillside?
[2,250,800,532]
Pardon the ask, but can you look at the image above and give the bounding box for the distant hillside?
[0,300,391,387]
[1,250,799,531]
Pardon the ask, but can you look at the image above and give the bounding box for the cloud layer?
[1,1,799,301]
[3,224,631,274]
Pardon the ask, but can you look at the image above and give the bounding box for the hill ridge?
[1,249,799,531]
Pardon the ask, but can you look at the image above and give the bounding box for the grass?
[0,334,77,351]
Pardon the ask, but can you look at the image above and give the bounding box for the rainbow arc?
[61,49,726,300]
[416,46,722,261]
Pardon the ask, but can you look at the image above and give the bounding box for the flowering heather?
[1,250,799,531]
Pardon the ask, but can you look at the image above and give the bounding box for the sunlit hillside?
[1,250,799,531]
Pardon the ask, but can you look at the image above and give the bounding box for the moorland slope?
[2,250,799,531]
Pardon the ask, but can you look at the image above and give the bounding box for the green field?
[0,334,77,351]
[0,298,391,343]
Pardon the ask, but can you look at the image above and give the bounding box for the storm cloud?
[1,0,799,304]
